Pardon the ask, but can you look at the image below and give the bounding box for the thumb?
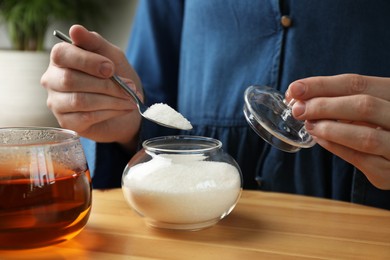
[68,24,142,93]
[69,24,124,65]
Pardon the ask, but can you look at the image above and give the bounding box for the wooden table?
[1,189,389,259]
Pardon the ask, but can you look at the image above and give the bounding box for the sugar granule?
[122,160,241,223]
[143,103,192,130]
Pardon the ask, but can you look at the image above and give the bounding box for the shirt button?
[281,15,292,28]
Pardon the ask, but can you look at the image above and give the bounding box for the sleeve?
[82,0,185,188]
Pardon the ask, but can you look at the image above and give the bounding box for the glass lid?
[243,85,316,153]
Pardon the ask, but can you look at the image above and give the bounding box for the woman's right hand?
[41,25,143,151]
[287,74,390,189]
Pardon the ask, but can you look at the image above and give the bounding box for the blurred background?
[0,0,138,127]
[0,0,137,51]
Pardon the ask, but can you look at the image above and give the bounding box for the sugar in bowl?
[0,127,92,249]
[121,135,242,230]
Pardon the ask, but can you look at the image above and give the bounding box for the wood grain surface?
[1,189,389,259]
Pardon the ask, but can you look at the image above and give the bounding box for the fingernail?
[122,79,137,96]
[291,81,306,98]
[100,62,113,77]
[305,120,316,130]
[292,101,306,117]
[285,90,290,99]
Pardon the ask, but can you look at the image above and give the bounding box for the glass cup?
[122,135,243,231]
[0,127,92,249]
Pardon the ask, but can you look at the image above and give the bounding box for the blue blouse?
[83,0,390,209]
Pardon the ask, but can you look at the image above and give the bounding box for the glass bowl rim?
[142,135,222,154]
[0,127,79,147]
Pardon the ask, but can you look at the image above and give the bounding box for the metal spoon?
[53,30,191,130]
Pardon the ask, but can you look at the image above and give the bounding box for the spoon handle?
[110,75,144,108]
[52,30,72,44]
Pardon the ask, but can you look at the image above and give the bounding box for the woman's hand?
[41,25,142,151]
[286,74,390,189]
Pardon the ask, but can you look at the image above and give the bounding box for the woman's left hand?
[286,74,390,189]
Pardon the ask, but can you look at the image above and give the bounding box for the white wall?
[0,0,138,52]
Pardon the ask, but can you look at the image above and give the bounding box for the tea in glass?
[0,127,92,249]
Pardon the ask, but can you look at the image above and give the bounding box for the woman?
[41,0,390,209]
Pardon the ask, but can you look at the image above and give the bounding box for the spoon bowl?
[111,75,192,130]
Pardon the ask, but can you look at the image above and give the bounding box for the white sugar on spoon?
[143,103,192,130]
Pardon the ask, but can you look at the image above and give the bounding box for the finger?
[55,109,131,134]
[42,66,140,101]
[42,65,113,93]
[50,42,114,79]
[293,95,390,129]
[312,136,390,190]
[47,91,137,114]
[69,25,122,60]
[305,120,390,159]
[287,74,390,101]
[69,25,141,88]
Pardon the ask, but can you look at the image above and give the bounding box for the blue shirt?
[84,0,390,210]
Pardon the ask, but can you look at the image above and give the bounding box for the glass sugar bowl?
[121,135,243,231]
